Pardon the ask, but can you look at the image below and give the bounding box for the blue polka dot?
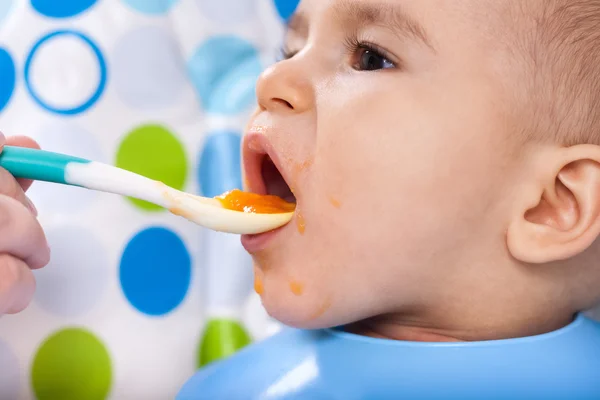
[113,27,187,110]
[188,35,262,115]
[273,0,299,20]
[24,30,107,115]
[0,48,15,113]
[122,0,179,15]
[199,131,242,197]
[0,1,15,27]
[120,227,191,316]
[31,0,97,18]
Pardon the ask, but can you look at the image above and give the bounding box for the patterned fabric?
[0,0,298,398]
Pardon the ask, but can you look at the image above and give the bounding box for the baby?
[178,0,600,398]
[233,0,600,341]
[3,0,600,398]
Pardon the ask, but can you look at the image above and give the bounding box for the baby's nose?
[256,60,314,114]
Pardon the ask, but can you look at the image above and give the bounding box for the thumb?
[6,135,40,150]
[2,135,41,192]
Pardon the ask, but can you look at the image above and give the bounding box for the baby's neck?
[346,321,465,342]
[345,312,576,342]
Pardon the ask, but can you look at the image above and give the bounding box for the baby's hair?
[523,0,600,145]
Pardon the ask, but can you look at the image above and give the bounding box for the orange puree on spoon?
[216,189,296,214]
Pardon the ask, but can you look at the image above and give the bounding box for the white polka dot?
[0,340,20,399]
[243,292,283,341]
[27,122,104,214]
[113,26,187,110]
[0,0,15,28]
[28,34,102,110]
[34,226,109,317]
[195,0,256,24]
[30,122,104,162]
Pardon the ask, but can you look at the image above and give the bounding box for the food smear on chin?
[254,275,264,295]
[289,280,304,296]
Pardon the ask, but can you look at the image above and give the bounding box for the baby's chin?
[259,287,337,330]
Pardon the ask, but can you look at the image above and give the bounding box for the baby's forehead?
[293,0,531,45]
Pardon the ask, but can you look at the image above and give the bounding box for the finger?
[0,195,49,269]
[0,254,36,315]
[5,136,40,192]
[0,167,37,215]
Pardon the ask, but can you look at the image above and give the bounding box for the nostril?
[272,98,293,109]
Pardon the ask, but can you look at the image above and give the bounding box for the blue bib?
[177,314,600,399]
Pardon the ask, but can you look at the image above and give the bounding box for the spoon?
[0,146,294,235]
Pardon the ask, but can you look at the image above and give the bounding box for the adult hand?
[0,133,50,315]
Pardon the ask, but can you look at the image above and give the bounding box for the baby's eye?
[277,46,297,62]
[355,47,395,71]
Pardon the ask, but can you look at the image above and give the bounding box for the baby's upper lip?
[242,127,291,196]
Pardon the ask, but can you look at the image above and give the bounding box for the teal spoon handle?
[0,146,89,184]
[0,145,170,207]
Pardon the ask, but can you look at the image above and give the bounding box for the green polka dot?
[31,328,112,400]
[197,318,251,368]
[116,124,188,211]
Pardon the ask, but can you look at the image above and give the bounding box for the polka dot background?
[0,0,300,398]
[5,0,597,398]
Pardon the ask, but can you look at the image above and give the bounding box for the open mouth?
[261,155,296,204]
[240,133,297,248]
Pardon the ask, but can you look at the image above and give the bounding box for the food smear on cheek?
[296,211,306,234]
[292,158,313,182]
[277,156,313,234]
[289,280,304,296]
[329,197,341,208]
[285,155,313,196]
[216,189,296,214]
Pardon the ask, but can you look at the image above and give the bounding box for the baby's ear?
[507,145,600,263]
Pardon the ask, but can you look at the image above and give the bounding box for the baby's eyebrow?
[334,0,434,51]
[285,1,434,53]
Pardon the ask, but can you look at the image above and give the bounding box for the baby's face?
[242,0,527,328]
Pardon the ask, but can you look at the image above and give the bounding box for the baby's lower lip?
[241,225,285,253]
